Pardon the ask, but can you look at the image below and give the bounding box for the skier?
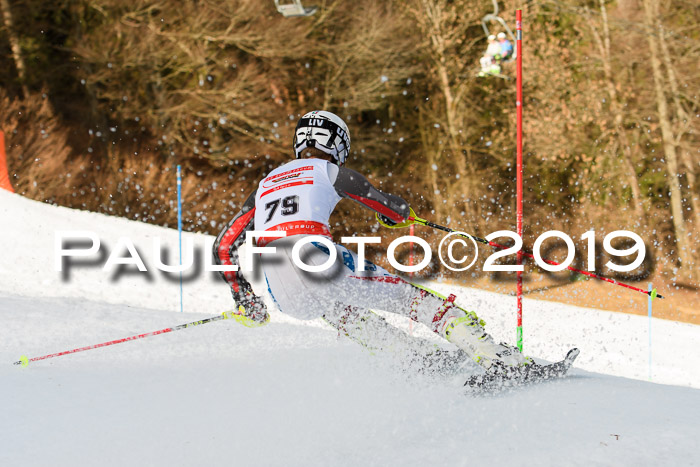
[213,110,532,375]
[479,34,503,77]
[497,32,513,61]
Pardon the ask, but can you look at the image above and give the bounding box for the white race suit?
[214,158,528,369]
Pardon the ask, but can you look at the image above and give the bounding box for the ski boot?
[441,308,533,372]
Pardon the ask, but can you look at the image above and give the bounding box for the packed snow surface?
[1,190,699,466]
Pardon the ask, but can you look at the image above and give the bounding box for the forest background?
[0,0,698,289]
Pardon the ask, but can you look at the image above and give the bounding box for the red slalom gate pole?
[14,311,235,367]
[516,9,524,352]
[409,223,415,335]
[409,223,415,271]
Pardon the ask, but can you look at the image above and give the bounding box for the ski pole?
[408,215,664,300]
[14,311,239,367]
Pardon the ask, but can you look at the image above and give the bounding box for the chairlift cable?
[480,0,517,61]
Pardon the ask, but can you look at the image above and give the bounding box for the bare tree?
[73,0,313,163]
[642,0,693,276]
[654,6,699,229]
[402,0,485,224]
[0,0,29,97]
[585,0,643,216]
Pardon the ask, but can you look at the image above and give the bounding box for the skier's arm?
[333,167,411,224]
[213,190,268,324]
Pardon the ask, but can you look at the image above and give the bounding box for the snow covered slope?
[1,190,700,466]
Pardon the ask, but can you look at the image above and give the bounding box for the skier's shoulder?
[334,165,369,187]
[259,159,311,185]
[264,158,333,177]
[257,158,340,195]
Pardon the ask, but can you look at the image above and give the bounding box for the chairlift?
[481,0,517,61]
[274,0,318,17]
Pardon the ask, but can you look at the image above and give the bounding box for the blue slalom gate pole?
[648,282,653,381]
[177,165,183,313]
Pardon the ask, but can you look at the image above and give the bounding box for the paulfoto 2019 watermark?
[54,229,649,276]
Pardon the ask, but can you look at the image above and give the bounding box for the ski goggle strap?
[296,117,339,133]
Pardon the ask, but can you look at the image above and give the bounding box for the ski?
[464,348,580,392]
[414,348,471,376]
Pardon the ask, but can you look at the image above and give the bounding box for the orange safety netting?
[0,130,14,192]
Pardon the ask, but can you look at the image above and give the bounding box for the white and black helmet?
[293,110,351,166]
